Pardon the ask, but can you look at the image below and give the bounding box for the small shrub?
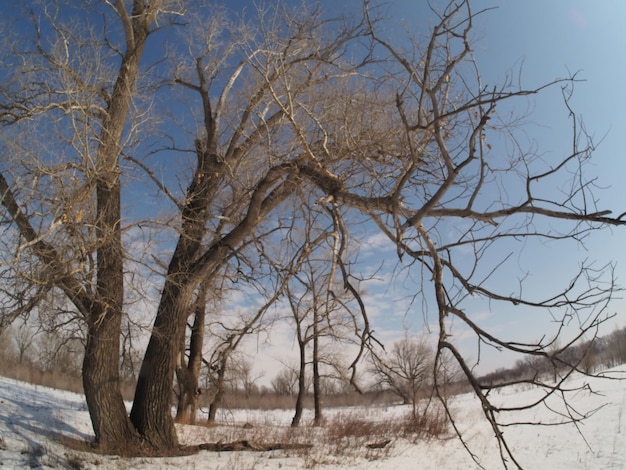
[322,403,448,456]
[65,454,86,470]
[401,407,448,440]
[326,415,389,442]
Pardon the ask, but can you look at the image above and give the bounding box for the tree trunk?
[207,355,227,424]
[84,0,154,451]
[130,107,220,446]
[130,281,191,450]
[88,117,133,449]
[291,339,307,427]
[176,284,207,424]
[188,291,206,398]
[129,93,296,446]
[313,309,322,425]
[175,340,187,420]
[82,306,139,450]
[175,366,201,424]
[132,174,295,440]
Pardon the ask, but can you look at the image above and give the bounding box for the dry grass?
[325,404,448,445]
[175,399,449,466]
[0,359,83,394]
[198,389,400,412]
[0,356,139,400]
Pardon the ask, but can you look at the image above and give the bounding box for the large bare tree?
[125,2,377,449]
[356,2,625,467]
[0,0,175,451]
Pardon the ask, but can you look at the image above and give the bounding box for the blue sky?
[394,0,626,368]
[471,3,626,305]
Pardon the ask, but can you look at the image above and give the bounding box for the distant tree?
[605,326,626,367]
[12,320,38,366]
[203,280,285,423]
[0,328,14,362]
[370,335,433,418]
[271,366,300,396]
[232,357,263,397]
[279,201,363,427]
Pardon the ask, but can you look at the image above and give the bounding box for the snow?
[0,369,624,469]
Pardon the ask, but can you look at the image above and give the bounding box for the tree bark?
[176,284,207,424]
[207,353,228,424]
[291,339,307,427]
[83,0,155,451]
[83,304,138,449]
[131,279,191,449]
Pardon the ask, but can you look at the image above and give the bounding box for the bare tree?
[202,271,287,423]
[370,335,433,418]
[604,326,626,368]
[355,3,625,467]
[285,252,357,426]
[0,0,179,451]
[273,199,365,427]
[271,366,300,396]
[11,320,37,366]
[203,331,254,424]
[232,357,263,397]
[124,3,377,448]
[1,0,371,451]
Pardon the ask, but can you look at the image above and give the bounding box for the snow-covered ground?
[0,369,624,469]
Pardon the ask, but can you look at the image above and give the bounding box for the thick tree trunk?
[130,128,296,447]
[130,281,190,449]
[88,116,134,449]
[84,0,154,451]
[131,114,219,446]
[83,306,139,450]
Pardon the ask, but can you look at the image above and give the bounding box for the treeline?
[479,325,626,386]
[0,324,399,412]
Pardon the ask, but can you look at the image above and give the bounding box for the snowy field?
[0,369,624,469]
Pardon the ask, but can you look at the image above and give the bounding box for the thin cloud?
[567,8,587,29]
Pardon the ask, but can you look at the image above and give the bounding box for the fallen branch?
[366,439,392,449]
[190,440,314,452]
